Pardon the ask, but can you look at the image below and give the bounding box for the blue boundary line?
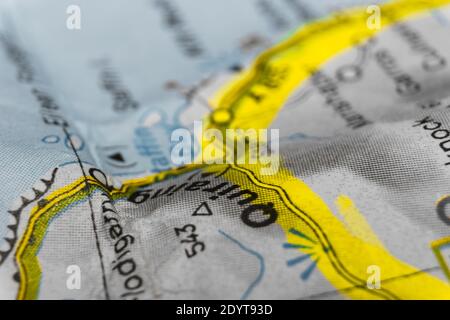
[218,229,265,300]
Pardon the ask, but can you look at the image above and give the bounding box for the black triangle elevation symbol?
[193,202,213,216]
[109,152,125,162]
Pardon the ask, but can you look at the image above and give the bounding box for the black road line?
[63,127,110,300]
[300,266,443,300]
[233,164,399,300]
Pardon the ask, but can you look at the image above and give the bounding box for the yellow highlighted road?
[14,0,450,299]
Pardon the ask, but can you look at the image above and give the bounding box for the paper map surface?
[0,0,450,300]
